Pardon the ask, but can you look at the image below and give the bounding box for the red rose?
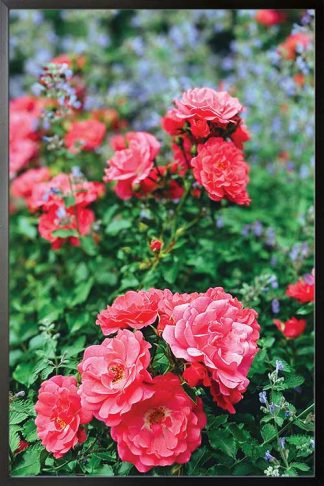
[161,109,185,135]
[190,118,210,138]
[274,317,306,339]
[279,33,311,60]
[286,274,314,303]
[230,121,251,149]
[150,239,163,252]
[256,10,287,26]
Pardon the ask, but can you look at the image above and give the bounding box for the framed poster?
[0,1,322,484]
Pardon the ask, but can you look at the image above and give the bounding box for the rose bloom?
[174,87,242,126]
[286,274,315,303]
[38,204,94,249]
[104,132,160,200]
[110,373,206,472]
[51,53,86,70]
[191,137,251,205]
[9,99,41,178]
[230,121,251,149]
[279,33,311,60]
[29,173,105,212]
[35,375,92,459]
[157,289,200,334]
[190,117,210,138]
[255,10,287,26]
[11,167,51,209]
[163,287,260,413]
[161,109,185,135]
[97,289,160,335]
[65,119,106,153]
[150,239,163,252]
[78,329,154,426]
[274,317,306,339]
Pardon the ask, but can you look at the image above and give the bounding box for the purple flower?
[264,450,274,462]
[275,360,284,373]
[279,437,286,449]
[242,225,250,237]
[259,391,267,404]
[216,216,224,229]
[271,299,280,314]
[253,221,263,237]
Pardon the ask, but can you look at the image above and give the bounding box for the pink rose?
[38,204,94,249]
[104,132,160,200]
[96,289,160,335]
[35,375,92,459]
[174,88,242,126]
[11,167,51,209]
[78,329,154,426]
[163,287,260,413]
[110,373,206,472]
[156,289,200,334]
[191,137,251,205]
[30,173,104,212]
[64,119,106,153]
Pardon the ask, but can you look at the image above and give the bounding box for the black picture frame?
[1,1,323,485]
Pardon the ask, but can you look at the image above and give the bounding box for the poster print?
[7,7,315,478]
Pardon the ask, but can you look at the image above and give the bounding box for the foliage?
[9,8,314,477]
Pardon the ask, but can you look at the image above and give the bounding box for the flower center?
[109,364,125,383]
[55,417,67,430]
[145,406,167,426]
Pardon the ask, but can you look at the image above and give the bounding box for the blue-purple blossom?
[279,437,286,449]
[259,391,267,404]
[264,450,274,462]
[271,299,280,314]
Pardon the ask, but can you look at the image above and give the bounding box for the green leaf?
[280,375,305,390]
[70,278,94,307]
[22,420,38,443]
[81,236,98,256]
[208,429,237,459]
[52,229,79,238]
[290,462,310,472]
[64,195,76,208]
[261,423,277,443]
[66,311,91,333]
[10,411,29,425]
[13,362,35,387]
[11,444,43,476]
[9,426,20,453]
[105,219,131,236]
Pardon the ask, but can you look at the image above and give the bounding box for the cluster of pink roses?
[35,286,259,471]
[274,270,314,339]
[104,87,252,206]
[9,96,44,179]
[12,168,104,248]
